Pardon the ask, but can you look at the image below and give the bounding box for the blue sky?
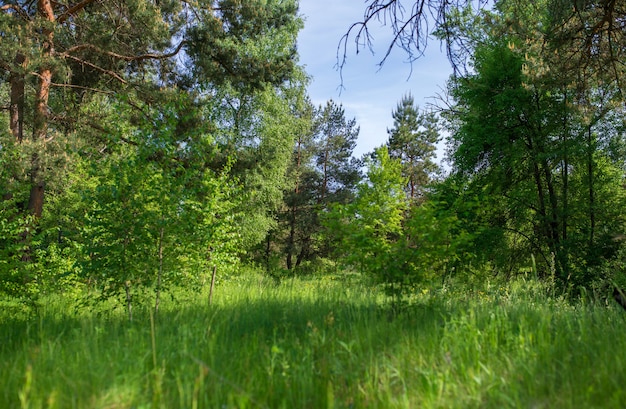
[297,0,453,158]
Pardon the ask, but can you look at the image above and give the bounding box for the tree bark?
[286,207,295,270]
[587,126,596,248]
[208,265,217,306]
[4,53,27,203]
[28,0,56,219]
[561,91,569,249]
[9,53,26,143]
[295,238,308,268]
[542,156,564,277]
[528,140,548,243]
[265,232,272,275]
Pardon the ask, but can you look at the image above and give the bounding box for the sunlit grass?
[1,273,625,408]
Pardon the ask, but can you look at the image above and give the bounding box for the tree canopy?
[1,0,626,310]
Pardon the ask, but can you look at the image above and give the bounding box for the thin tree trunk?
[154,226,164,315]
[3,53,24,203]
[532,94,563,279]
[587,126,596,248]
[287,136,303,270]
[320,144,329,204]
[265,232,272,275]
[208,265,217,306]
[559,91,570,283]
[529,140,548,248]
[9,53,26,143]
[125,281,133,322]
[542,158,564,278]
[3,54,24,202]
[295,238,308,268]
[122,234,132,321]
[407,160,414,201]
[561,91,569,248]
[286,208,295,270]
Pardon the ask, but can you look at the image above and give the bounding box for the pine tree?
[272,100,362,272]
[387,94,440,201]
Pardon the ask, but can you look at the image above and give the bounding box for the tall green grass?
[1,274,625,408]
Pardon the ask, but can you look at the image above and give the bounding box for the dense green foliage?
[439,1,626,291]
[0,0,305,309]
[1,0,625,308]
[0,0,623,310]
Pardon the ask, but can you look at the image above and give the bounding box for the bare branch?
[181,0,202,21]
[337,0,490,83]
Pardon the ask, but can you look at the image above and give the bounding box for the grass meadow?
[1,272,625,408]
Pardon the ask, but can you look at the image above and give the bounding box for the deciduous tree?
[444,5,626,287]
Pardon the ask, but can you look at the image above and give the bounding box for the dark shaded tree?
[268,100,362,273]
[444,7,626,288]
[313,101,362,207]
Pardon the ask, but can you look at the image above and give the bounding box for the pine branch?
[0,3,30,20]
[63,41,187,63]
[57,0,99,23]
[61,55,128,84]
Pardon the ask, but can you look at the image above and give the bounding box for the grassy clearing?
[1,273,625,408]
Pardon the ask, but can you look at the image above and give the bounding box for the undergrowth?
[1,273,624,408]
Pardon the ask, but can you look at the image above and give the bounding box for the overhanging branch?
[61,55,128,84]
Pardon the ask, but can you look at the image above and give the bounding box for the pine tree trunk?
[295,239,308,268]
[28,0,56,219]
[4,53,25,204]
[9,53,26,143]
[561,91,569,249]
